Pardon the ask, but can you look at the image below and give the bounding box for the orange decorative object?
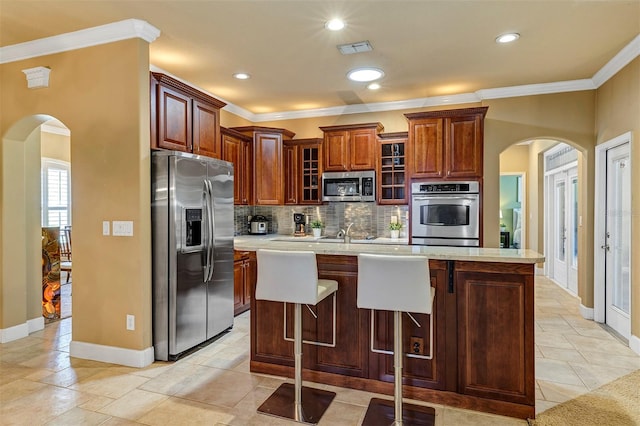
[41,227,62,319]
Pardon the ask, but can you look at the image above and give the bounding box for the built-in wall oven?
[411,181,480,247]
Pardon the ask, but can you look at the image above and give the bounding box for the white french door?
[604,143,631,339]
[548,166,578,294]
[552,173,568,288]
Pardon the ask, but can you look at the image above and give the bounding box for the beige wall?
[1,39,152,351]
[595,57,640,337]
[41,131,70,162]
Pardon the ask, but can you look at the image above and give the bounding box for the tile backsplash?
[235,204,409,239]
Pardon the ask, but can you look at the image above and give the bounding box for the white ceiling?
[2,1,639,120]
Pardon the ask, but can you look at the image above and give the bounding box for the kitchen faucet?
[338,222,355,243]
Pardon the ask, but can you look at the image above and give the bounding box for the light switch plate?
[102,221,110,236]
[112,221,134,236]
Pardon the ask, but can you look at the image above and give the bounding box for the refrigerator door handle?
[206,179,216,282]
[202,181,211,282]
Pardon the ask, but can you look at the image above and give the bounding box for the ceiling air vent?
[337,40,373,55]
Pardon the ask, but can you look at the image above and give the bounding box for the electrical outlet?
[102,221,110,236]
[410,337,424,355]
[126,314,135,331]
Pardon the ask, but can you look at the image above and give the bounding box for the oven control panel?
[412,181,479,194]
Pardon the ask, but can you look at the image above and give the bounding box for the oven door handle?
[412,195,478,201]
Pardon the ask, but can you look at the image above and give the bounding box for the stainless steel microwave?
[322,171,375,202]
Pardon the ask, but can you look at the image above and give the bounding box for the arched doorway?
[499,138,587,300]
[0,114,71,342]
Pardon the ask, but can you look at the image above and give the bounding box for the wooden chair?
[59,226,72,283]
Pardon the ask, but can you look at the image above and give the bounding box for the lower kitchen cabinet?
[455,261,535,406]
[234,250,256,316]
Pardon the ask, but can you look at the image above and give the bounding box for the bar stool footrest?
[361,398,436,426]
[257,383,336,425]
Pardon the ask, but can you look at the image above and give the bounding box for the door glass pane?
[555,181,566,261]
[611,156,630,314]
[571,177,578,268]
[421,205,470,226]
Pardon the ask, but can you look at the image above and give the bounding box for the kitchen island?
[235,236,544,419]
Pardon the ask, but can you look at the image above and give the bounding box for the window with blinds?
[41,159,71,227]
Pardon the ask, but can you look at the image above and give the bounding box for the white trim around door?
[594,132,634,347]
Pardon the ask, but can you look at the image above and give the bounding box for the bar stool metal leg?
[257,302,336,424]
[394,310,403,425]
[361,310,436,426]
[294,302,304,421]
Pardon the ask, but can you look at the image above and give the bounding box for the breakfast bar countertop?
[234,235,544,264]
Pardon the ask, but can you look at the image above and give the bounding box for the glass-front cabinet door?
[378,132,407,204]
[294,138,323,205]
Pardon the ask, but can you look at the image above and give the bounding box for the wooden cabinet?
[377,132,408,204]
[234,250,256,316]
[221,127,252,205]
[320,123,383,172]
[231,126,295,205]
[405,107,487,180]
[455,261,534,406]
[150,72,226,158]
[284,138,323,205]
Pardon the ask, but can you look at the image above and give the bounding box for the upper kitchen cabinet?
[320,123,383,172]
[284,138,323,205]
[405,107,488,180]
[150,72,226,158]
[377,132,408,204]
[221,127,252,205]
[231,126,295,205]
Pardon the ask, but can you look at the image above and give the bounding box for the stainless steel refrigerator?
[151,150,234,361]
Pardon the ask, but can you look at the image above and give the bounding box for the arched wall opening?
[494,134,593,312]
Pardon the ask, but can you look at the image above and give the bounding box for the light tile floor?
[1,276,638,425]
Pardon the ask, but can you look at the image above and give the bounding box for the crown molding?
[592,34,640,88]
[250,93,482,122]
[1,18,637,121]
[0,19,160,64]
[476,79,596,100]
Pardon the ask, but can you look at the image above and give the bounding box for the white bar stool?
[357,253,436,426]
[255,249,338,424]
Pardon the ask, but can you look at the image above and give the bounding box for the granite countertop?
[234,235,545,264]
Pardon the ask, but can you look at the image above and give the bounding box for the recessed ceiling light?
[496,33,520,44]
[233,72,250,80]
[347,68,384,82]
[367,82,381,90]
[325,19,345,31]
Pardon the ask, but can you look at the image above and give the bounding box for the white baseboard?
[535,266,545,276]
[0,316,48,343]
[0,322,28,343]
[70,340,155,368]
[630,334,640,356]
[28,316,45,333]
[579,304,594,320]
